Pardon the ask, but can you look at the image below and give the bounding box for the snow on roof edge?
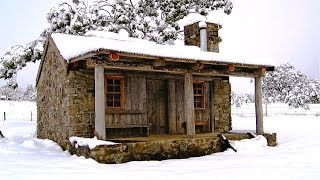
[51,32,275,68]
[71,48,275,69]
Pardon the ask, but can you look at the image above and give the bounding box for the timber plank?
[125,77,132,125]
[175,80,185,134]
[168,80,177,134]
[184,73,195,135]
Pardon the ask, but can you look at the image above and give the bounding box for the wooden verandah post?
[95,65,106,140]
[255,75,264,134]
[168,80,177,134]
[184,73,195,135]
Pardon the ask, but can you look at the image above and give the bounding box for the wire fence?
[232,103,320,117]
[1,104,320,121]
[2,111,36,121]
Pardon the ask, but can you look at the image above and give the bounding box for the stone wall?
[66,71,95,139]
[213,78,232,132]
[37,43,70,148]
[68,133,277,164]
[184,21,221,53]
[37,44,96,150]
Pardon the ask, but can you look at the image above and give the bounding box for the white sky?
[0,0,319,91]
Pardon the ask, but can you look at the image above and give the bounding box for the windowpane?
[107,79,114,85]
[114,79,121,85]
[107,86,113,92]
[195,88,202,95]
[106,77,124,108]
[107,95,113,102]
[194,96,201,103]
[194,102,201,108]
[107,98,113,107]
[113,94,120,101]
[114,85,120,92]
[114,101,120,107]
[193,82,204,109]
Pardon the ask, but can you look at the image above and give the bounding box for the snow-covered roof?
[50,31,273,67]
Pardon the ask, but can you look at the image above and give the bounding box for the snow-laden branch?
[0,0,233,87]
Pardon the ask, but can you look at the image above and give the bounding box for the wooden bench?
[105,124,150,136]
[195,120,209,133]
[182,121,209,133]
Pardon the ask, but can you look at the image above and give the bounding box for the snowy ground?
[1,101,320,179]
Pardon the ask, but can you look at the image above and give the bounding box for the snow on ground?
[232,103,320,116]
[0,101,320,179]
[69,136,119,149]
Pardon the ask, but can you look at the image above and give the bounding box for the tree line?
[232,63,320,109]
[0,84,36,102]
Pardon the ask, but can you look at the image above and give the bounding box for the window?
[193,82,205,109]
[105,76,124,109]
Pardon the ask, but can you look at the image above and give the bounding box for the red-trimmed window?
[193,82,205,109]
[105,76,124,109]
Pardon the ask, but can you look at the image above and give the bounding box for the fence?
[2,104,320,121]
[232,103,320,117]
[2,111,36,121]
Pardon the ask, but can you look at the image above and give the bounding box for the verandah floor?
[68,132,277,164]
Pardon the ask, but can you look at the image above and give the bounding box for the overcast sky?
[218,0,320,78]
[0,0,319,91]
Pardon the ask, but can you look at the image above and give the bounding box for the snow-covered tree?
[231,92,254,107]
[309,79,320,103]
[262,63,313,109]
[0,84,36,101]
[0,0,233,87]
[22,84,37,102]
[0,85,23,101]
[45,0,111,35]
[0,40,43,88]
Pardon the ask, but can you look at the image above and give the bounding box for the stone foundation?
[68,133,277,164]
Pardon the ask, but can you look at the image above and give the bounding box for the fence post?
[3,112,6,121]
[265,102,268,116]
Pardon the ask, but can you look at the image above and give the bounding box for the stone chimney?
[184,21,221,53]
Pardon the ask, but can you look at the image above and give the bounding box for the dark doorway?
[147,79,168,135]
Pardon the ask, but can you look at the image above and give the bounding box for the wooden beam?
[210,81,215,133]
[193,69,258,78]
[86,59,264,78]
[69,52,101,63]
[153,58,166,67]
[255,75,264,134]
[87,59,187,74]
[78,68,224,82]
[184,73,195,135]
[254,68,267,76]
[118,52,158,60]
[95,65,106,140]
[168,80,177,134]
[191,62,204,70]
[68,49,274,74]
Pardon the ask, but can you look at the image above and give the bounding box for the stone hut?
[36,21,274,150]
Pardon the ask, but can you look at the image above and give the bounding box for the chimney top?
[184,21,221,53]
[198,21,207,29]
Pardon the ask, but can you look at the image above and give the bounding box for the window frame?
[193,81,205,110]
[105,75,125,110]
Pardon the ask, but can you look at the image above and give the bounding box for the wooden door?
[147,79,168,135]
